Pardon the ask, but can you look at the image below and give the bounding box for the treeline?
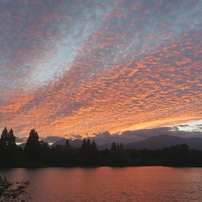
[1,127,202,167]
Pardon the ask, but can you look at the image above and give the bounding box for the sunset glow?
[0,0,202,140]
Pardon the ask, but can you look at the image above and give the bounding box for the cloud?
[15,125,202,145]
[88,126,202,145]
[15,136,27,143]
[0,0,202,139]
[43,136,62,143]
[69,134,83,140]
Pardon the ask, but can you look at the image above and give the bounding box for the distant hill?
[91,135,202,150]
[99,143,112,150]
[18,135,202,151]
[124,135,202,150]
[51,138,83,148]
[18,143,26,149]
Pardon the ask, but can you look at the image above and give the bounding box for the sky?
[0,0,202,142]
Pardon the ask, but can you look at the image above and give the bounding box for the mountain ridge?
[50,134,202,150]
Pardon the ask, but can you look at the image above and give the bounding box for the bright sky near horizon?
[0,0,202,140]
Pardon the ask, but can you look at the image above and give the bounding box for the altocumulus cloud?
[0,0,202,140]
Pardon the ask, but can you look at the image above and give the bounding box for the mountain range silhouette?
[50,135,202,150]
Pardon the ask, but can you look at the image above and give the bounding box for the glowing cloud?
[0,0,202,139]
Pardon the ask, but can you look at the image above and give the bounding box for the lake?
[0,166,202,201]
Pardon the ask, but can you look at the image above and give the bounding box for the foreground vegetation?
[1,127,202,167]
[0,176,31,201]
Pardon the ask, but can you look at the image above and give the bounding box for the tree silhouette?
[0,128,17,164]
[24,129,40,161]
[80,139,99,165]
[80,139,89,164]
[65,139,70,147]
[8,129,16,146]
[163,144,189,166]
[39,140,49,152]
[0,176,31,201]
[0,127,8,148]
[111,142,117,151]
[92,140,97,152]
[81,139,87,150]
[91,140,99,164]
[0,127,16,147]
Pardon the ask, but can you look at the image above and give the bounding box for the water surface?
[1,166,202,201]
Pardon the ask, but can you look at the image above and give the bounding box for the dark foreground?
[1,142,202,168]
[1,127,202,168]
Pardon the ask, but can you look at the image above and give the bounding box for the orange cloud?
[1,0,201,140]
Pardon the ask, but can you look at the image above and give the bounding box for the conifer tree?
[80,139,87,164]
[0,128,16,147]
[111,142,117,151]
[81,139,87,153]
[92,140,97,152]
[8,129,16,146]
[0,127,8,146]
[65,139,70,147]
[91,140,99,164]
[0,128,17,163]
[80,139,93,165]
[1,127,15,147]
[86,139,91,155]
[24,129,40,161]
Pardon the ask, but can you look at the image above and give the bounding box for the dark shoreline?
[1,162,202,169]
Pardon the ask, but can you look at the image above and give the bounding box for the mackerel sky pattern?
[0,0,202,138]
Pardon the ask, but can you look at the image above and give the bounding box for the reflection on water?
[0,166,202,201]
